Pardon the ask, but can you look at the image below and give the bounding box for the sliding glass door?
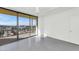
[18,14,38,38]
[32,17,37,35]
[18,14,30,39]
[0,9,17,40]
[0,8,38,41]
[0,8,38,45]
[29,16,37,36]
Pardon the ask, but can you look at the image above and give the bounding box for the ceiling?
[4,7,57,16]
[39,7,57,16]
[4,7,74,16]
[4,7,37,16]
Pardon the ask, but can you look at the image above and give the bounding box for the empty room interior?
[0,7,79,51]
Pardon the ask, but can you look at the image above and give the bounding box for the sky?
[0,14,36,26]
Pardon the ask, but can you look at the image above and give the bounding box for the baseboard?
[46,36,79,46]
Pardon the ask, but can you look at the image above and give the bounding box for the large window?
[0,8,17,40]
[0,8,38,45]
[32,17,37,35]
[18,14,30,39]
[29,16,37,36]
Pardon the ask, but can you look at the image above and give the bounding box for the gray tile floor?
[0,36,79,51]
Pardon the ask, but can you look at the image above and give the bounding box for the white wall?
[38,16,44,37]
[41,8,79,45]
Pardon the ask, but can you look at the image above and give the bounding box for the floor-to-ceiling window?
[18,14,37,38]
[0,8,17,40]
[30,16,37,36]
[0,8,38,45]
[18,14,30,39]
[32,17,37,35]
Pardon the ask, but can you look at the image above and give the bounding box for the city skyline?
[0,14,36,26]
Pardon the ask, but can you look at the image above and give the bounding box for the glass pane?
[29,18,32,36]
[0,10,17,41]
[29,16,37,36]
[18,14,30,39]
[32,18,37,35]
[32,19,37,35]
